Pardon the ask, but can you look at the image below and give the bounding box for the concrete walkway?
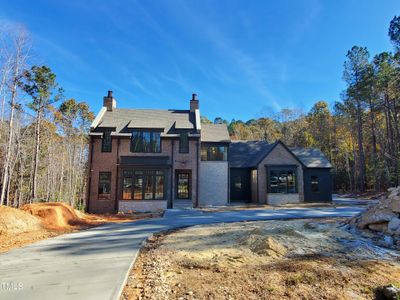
[0,205,366,300]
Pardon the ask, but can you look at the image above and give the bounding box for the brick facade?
[87,137,199,213]
[256,143,304,205]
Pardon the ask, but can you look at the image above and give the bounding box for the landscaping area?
[123,218,400,300]
[0,202,161,253]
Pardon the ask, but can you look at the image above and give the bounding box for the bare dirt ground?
[0,203,162,253]
[123,219,400,300]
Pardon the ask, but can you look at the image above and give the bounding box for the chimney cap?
[191,93,198,101]
[107,90,113,98]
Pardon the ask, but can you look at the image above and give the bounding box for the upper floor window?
[130,131,161,153]
[201,145,228,161]
[179,132,189,153]
[101,131,112,152]
[268,168,297,194]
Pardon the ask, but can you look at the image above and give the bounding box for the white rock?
[388,218,400,233]
[383,235,394,247]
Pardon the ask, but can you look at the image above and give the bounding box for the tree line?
[203,16,400,193]
[1,17,399,208]
[0,27,94,208]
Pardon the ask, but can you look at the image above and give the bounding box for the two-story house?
[87,92,332,213]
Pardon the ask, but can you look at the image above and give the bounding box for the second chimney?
[190,93,199,112]
[103,90,116,111]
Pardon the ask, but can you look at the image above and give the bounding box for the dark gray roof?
[229,140,276,168]
[201,124,230,142]
[94,108,196,136]
[290,148,332,168]
[229,141,332,169]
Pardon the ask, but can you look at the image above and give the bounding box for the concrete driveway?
[0,205,366,300]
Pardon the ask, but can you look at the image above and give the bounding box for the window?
[311,176,319,192]
[177,172,190,199]
[130,131,161,153]
[179,133,189,153]
[101,131,112,152]
[98,172,111,200]
[268,168,297,194]
[201,145,228,161]
[122,170,165,200]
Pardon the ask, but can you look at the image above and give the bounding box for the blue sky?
[0,0,399,121]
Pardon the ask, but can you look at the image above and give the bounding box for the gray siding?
[199,161,229,206]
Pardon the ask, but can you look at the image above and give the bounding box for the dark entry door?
[230,168,251,202]
[176,171,191,199]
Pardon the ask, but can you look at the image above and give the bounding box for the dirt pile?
[0,205,42,235]
[349,186,400,248]
[22,202,86,230]
[238,229,287,257]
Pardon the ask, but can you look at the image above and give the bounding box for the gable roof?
[92,108,197,136]
[290,147,332,168]
[229,140,332,169]
[201,124,231,142]
[229,140,277,168]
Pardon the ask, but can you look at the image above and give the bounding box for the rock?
[383,235,394,247]
[391,198,400,213]
[357,208,397,229]
[368,222,388,232]
[388,218,400,233]
[381,284,400,300]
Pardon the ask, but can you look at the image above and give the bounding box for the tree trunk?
[356,100,366,192]
[31,109,41,201]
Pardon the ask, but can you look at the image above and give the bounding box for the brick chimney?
[190,93,199,112]
[103,90,116,111]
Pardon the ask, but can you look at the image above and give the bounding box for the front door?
[176,171,191,199]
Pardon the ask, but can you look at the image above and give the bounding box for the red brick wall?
[87,136,199,213]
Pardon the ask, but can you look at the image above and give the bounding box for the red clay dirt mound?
[22,202,88,230]
[0,205,43,235]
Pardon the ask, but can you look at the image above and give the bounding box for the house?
[86,91,332,213]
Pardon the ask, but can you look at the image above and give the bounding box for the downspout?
[169,139,174,209]
[114,137,120,212]
[196,139,200,208]
[86,136,94,213]
[257,167,260,204]
[227,145,230,205]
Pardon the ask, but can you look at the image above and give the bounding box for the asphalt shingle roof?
[229,140,276,168]
[290,147,332,168]
[200,124,231,142]
[95,108,196,135]
[229,141,332,168]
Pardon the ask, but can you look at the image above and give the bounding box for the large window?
[176,172,190,199]
[268,168,297,194]
[98,172,111,200]
[179,133,189,153]
[130,131,161,153]
[201,145,228,161]
[101,131,112,152]
[122,170,165,200]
